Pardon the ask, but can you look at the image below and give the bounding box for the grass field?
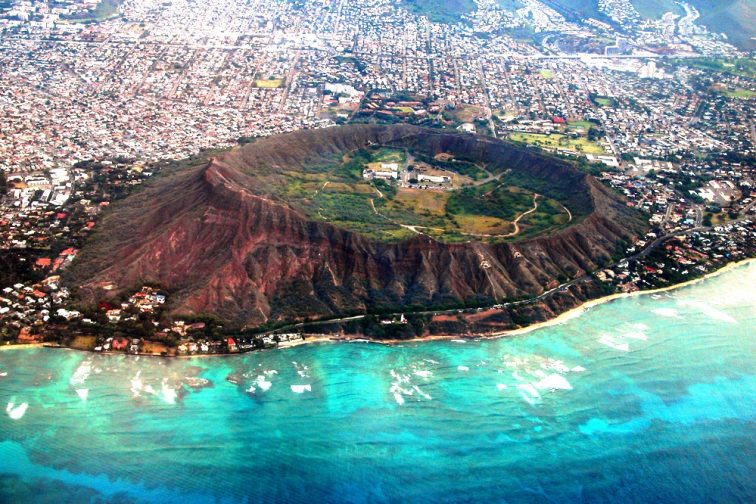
[720,88,756,100]
[508,132,606,155]
[672,57,756,79]
[539,69,555,79]
[402,0,477,24]
[592,95,616,108]
[567,120,594,131]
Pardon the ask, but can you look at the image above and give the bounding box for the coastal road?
[266,223,726,336]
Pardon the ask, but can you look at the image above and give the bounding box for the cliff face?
[69,125,644,329]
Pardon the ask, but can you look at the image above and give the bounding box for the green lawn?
[402,0,477,24]
[539,69,555,79]
[593,96,615,107]
[720,88,755,100]
[508,132,606,155]
[567,120,595,131]
[673,57,756,79]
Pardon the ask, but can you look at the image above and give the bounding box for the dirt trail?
[459,193,540,239]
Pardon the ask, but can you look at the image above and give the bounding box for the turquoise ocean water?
[1,262,754,503]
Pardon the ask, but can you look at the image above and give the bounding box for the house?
[227,337,238,352]
[417,174,450,184]
[106,309,122,322]
[111,337,129,351]
[35,257,52,268]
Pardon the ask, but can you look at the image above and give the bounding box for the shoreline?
[303,257,755,346]
[1,258,752,356]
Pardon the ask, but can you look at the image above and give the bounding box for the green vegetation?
[539,69,555,79]
[590,94,617,108]
[567,120,595,131]
[672,57,756,79]
[260,144,576,243]
[402,0,476,24]
[685,0,755,51]
[508,132,606,155]
[541,0,607,23]
[62,0,122,23]
[719,88,756,100]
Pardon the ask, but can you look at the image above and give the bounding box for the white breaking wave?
[599,334,630,352]
[76,388,89,401]
[161,379,177,404]
[653,307,680,318]
[69,359,92,387]
[130,371,143,397]
[6,402,28,420]
[255,376,272,392]
[678,299,737,323]
[534,373,572,391]
[457,365,469,372]
[290,384,311,394]
[516,384,542,405]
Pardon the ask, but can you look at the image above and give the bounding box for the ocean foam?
[678,299,737,323]
[412,385,432,400]
[534,373,572,391]
[290,384,311,394]
[413,370,432,379]
[571,366,586,372]
[76,388,89,401]
[69,360,92,387]
[292,362,310,378]
[393,392,405,405]
[6,402,28,420]
[160,380,177,404]
[496,383,507,391]
[457,365,469,372]
[516,384,542,405]
[652,307,680,318]
[623,331,648,341]
[599,335,630,352]
[255,376,272,392]
[129,372,143,397]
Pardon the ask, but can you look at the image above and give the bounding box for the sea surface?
[1,262,755,503]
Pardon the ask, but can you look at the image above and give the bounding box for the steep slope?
[69,125,644,329]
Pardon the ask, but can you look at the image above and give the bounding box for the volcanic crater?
[69,124,644,331]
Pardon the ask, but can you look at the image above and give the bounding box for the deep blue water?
[1,262,754,503]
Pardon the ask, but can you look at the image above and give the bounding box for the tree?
[0,170,6,195]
